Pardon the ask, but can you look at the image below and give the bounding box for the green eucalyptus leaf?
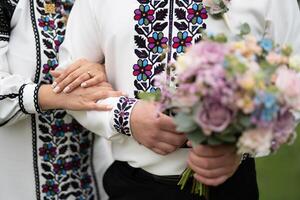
[174,112,198,133]
[215,134,237,144]
[214,33,228,43]
[207,137,223,146]
[240,23,251,36]
[213,0,221,4]
[238,116,252,128]
[186,129,207,146]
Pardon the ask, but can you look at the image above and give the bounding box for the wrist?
[39,84,64,110]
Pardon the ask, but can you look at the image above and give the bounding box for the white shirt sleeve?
[265,0,300,54]
[58,0,137,141]
[0,40,39,127]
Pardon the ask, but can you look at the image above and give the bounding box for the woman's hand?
[51,59,107,94]
[39,83,124,111]
[187,143,240,187]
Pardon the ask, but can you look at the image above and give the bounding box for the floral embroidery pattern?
[148,32,168,53]
[36,0,70,83]
[173,0,207,60]
[172,31,193,53]
[38,115,97,199]
[133,59,153,81]
[134,4,155,26]
[33,0,98,199]
[113,97,137,136]
[133,0,208,97]
[187,3,208,24]
[133,0,169,98]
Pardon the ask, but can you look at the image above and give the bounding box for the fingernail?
[51,82,57,89]
[81,82,87,87]
[63,86,70,93]
[53,86,60,93]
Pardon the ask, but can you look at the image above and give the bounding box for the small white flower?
[237,128,272,156]
[289,55,300,71]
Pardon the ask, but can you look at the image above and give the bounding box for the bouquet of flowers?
[142,33,300,197]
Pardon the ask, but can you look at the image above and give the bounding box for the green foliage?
[281,45,293,57]
[174,112,198,133]
[186,129,207,147]
[256,126,300,200]
[138,90,161,101]
[239,23,251,36]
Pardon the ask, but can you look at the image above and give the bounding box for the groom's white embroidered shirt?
[60,0,300,176]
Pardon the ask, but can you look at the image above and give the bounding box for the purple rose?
[195,99,233,135]
[272,111,296,151]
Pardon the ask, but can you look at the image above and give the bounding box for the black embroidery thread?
[0,93,18,100]
[30,0,99,199]
[113,97,137,136]
[133,0,169,98]
[33,84,45,114]
[18,84,30,114]
[31,114,42,200]
[90,134,101,199]
[30,0,42,84]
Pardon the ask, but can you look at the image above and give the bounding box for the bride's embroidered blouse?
[0,0,108,199]
[60,0,300,176]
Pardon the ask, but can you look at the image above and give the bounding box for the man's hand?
[51,59,107,93]
[130,101,187,155]
[39,83,123,111]
[187,144,240,186]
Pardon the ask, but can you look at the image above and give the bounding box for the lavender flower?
[195,98,233,135]
[272,111,297,151]
[188,41,228,64]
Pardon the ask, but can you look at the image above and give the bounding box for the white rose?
[237,128,272,156]
[289,55,300,71]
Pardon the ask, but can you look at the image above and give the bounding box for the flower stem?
[178,168,209,199]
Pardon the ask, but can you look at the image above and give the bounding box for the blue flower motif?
[148,32,168,53]
[53,158,71,175]
[42,180,59,197]
[133,59,153,81]
[39,143,57,161]
[173,31,193,53]
[260,38,273,52]
[150,87,158,93]
[134,5,155,26]
[187,3,208,25]
[51,119,69,137]
[254,92,279,122]
[38,16,55,31]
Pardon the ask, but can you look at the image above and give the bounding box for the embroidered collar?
[203,0,231,18]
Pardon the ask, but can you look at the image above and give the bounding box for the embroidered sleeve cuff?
[19,83,44,114]
[112,96,138,137]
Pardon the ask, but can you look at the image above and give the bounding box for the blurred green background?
[257,3,300,199]
[256,127,300,200]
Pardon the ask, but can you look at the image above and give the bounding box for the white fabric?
[0,1,37,198]
[0,0,111,199]
[60,0,300,176]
